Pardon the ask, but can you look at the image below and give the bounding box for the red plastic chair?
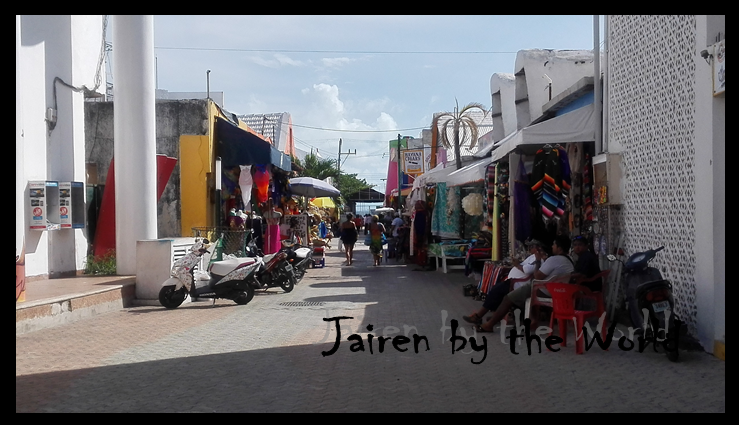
[525,273,572,323]
[573,270,611,319]
[545,282,608,354]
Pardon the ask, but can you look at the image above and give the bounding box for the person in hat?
[462,239,546,326]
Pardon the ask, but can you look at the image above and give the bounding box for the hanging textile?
[253,165,270,204]
[239,165,253,212]
[583,153,593,222]
[485,163,496,230]
[514,156,532,243]
[530,146,571,222]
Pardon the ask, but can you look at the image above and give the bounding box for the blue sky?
[146,15,603,192]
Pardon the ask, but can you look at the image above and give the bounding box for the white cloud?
[248,53,305,68]
[321,57,356,68]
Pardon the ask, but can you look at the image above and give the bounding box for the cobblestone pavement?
[16,244,725,413]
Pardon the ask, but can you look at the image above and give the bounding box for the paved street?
[16,244,725,413]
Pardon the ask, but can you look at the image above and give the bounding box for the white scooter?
[159,238,259,309]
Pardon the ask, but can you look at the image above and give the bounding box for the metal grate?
[279,302,325,307]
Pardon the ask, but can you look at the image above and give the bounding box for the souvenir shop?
[208,117,307,256]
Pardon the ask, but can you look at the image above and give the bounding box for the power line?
[291,123,426,133]
[155,46,518,55]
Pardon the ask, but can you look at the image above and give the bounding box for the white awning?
[445,156,494,187]
[489,103,595,163]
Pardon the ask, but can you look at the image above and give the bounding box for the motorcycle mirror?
[606,254,617,262]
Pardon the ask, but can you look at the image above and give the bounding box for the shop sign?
[403,149,425,176]
[713,39,725,96]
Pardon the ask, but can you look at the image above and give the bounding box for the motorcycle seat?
[209,257,257,276]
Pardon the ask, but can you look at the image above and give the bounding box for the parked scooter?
[242,233,296,293]
[608,246,680,361]
[280,240,313,283]
[159,238,257,309]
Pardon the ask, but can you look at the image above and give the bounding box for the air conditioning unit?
[135,237,198,302]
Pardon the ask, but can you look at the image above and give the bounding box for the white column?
[113,15,157,275]
[16,15,25,288]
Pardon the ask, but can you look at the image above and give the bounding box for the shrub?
[83,251,116,275]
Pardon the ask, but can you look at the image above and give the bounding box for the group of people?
[462,234,602,333]
[331,212,406,267]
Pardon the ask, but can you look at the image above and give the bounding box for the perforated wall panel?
[607,15,698,334]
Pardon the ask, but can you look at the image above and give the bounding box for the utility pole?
[396,134,402,212]
[337,138,356,207]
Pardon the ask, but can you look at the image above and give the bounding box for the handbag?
[364,234,372,246]
[381,233,387,245]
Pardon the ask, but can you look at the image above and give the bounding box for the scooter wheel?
[280,276,295,293]
[159,285,186,309]
[233,286,255,305]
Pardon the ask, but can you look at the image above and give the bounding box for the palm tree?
[432,100,489,170]
[293,153,338,181]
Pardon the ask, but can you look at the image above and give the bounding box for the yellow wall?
[180,135,212,235]
[179,101,272,235]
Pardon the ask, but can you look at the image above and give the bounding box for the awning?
[216,117,292,171]
[445,156,494,187]
[489,103,595,163]
[412,157,477,189]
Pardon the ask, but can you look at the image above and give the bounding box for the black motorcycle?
[280,241,313,284]
[608,246,680,361]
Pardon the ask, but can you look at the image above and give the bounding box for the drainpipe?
[594,15,602,155]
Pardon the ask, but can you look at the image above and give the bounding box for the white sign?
[713,39,725,96]
[403,149,425,176]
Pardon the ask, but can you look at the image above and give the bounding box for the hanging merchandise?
[583,154,593,222]
[485,163,495,230]
[513,156,532,243]
[530,145,571,222]
[462,193,484,216]
[239,165,253,212]
[253,165,270,204]
[497,164,510,259]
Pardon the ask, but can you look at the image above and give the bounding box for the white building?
[17,15,107,286]
[513,49,599,129]
[604,15,725,355]
[489,73,516,143]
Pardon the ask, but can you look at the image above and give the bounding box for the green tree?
[432,100,489,170]
[293,153,338,180]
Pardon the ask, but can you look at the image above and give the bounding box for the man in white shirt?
[462,239,544,326]
[364,214,372,235]
[473,235,574,333]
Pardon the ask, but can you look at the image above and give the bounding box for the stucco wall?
[489,73,516,143]
[514,49,597,128]
[85,99,210,239]
[18,15,104,278]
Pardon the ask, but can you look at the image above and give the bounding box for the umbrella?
[310,197,336,208]
[288,177,341,198]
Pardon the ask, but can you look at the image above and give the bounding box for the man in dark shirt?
[571,235,602,291]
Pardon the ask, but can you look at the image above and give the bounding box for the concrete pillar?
[16,15,26,301]
[113,15,157,275]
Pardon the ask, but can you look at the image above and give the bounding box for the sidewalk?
[16,243,725,412]
[16,275,136,335]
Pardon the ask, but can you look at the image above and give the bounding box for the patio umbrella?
[288,177,341,198]
[310,197,336,208]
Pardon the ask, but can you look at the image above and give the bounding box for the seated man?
[462,239,545,325]
[473,234,575,333]
[570,235,602,292]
